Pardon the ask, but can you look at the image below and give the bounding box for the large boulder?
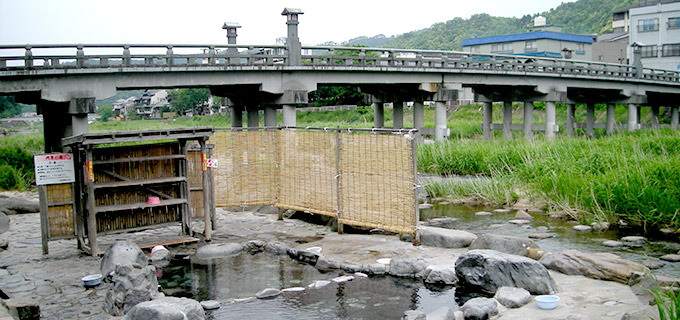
[389,258,427,278]
[424,265,458,285]
[419,226,477,248]
[264,241,289,255]
[460,297,499,320]
[195,243,243,261]
[540,249,648,284]
[101,240,148,279]
[0,198,39,215]
[468,234,539,257]
[122,297,205,320]
[104,264,160,316]
[455,250,557,295]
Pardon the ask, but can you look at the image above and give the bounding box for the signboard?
[34,153,75,185]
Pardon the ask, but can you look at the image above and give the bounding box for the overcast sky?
[0,0,574,46]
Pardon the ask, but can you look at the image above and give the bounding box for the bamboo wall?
[45,183,74,238]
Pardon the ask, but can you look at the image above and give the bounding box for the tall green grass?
[418,130,680,230]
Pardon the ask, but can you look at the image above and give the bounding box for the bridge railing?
[0,44,678,84]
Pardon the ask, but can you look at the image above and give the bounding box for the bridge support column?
[434,102,448,142]
[566,104,575,137]
[651,106,660,129]
[606,103,616,135]
[545,101,557,140]
[282,105,296,127]
[672,106,679,130]
[413,102,424,139]
[523,101,533,140]
[483,102,492,140]
[586,103,595,137]
[230,106,243,127]
[393,102,404,129]
[373,102,384,128]
[628,104,639,132]
[502,101,512,140]
[39,101,70,153]
[264,106,277,127]
[247,108,259,128]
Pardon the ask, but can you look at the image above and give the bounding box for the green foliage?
[650,286,680,320]
[0,146,34,190]
[0,96,22,118]
[169,88,211,116]
[0,164,22,190]
[311,86,364,107]
[97,105,114,122]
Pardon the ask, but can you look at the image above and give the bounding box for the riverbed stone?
[475,211,492,217]
[255,288,281,299]
[455,250,557,295]
[660,254,680,262]
[0,198,39,215]
[122,297,205,320]
[494,286,531,308]
[508,219,530,225]
[528,233,554,240]
[424,265,458,285]
[493,209,511,214]
[514,210,533,220]
[602,240,624,248]
[426,306,457,320]
[389,258,427,278]
[332,275,354,283]
[361,263,387,275]
[540,249,648,284]
[316,256,345,270]
[307,280,331,289]
[264,241,289,255]
[0,211,9,234]
[419,226,477,248]
[460,297,499,320]
[621,236,646,245]
[468,234,539,257]
[200,300,220,310]
[642,260,665,269]
[244,240,266,253]
[100,240,149,279]
[572,225,592,232]
[591,222,610,231]
[527,248,548,260]
[402,310,427,320]
[195,242,243,260]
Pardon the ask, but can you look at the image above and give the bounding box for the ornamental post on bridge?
[282,8,303,66]
[222,22,241,64]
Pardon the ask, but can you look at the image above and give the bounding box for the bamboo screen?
[211,128,417,235]
[187,149,204,218]
[45,183,75,238]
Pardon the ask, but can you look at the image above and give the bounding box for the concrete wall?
[467,38,592,60]
[593,42,628,64]
[629,1,680,71]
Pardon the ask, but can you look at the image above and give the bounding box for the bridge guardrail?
[0,44,678,84]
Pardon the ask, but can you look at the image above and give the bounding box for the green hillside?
[382,0,637,50]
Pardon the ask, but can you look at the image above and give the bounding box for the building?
[461,31,594,59]
[627,0,680,71]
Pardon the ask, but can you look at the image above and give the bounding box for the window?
[576,43,586,55]
[524,41,537,53]
[598,55,605,61]
[613,12,626,21]
[668,17,680,30]
[640,45,658,58]
[470,46,480,53]
[491,43,512,53]
[638,18,659,32]
[663,43,680,57]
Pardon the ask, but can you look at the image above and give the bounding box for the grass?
[650,286,680,320]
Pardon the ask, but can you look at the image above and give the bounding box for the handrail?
[0,44,678,84]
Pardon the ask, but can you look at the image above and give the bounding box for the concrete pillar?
[523,101,533,139]
[628,104,638,132]
[230,106,243,127]
[586,103,595,137]
[672,106,679,130]
[247,108,259,128]
[503,101,513,140]
[413,101,424,140]
[483,102,493,140]
[545,101,557,140]
[651,106,660,129]
[70,114,89,137]
[637,106,642,126]
[566,103,575,137]
[264,105,277,127]
[373,102,384,128]
[606,103,616,135]
[282,105,296,127]
[40,101,70,153]
[282,8,303,66]
[393,102,404,129]
[434,101,448,142]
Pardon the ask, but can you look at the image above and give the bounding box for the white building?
[628,0,680,71]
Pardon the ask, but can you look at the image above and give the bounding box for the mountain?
[349,0,637,51]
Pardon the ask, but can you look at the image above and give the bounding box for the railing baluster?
[166,45,174,66]
[123,45,131,67]
[24,46,33,69]
[76,45,85,68]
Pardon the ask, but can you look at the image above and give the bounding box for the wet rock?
[264,241,289,255]
[468,234,539,257]
[494,286,531,308]
[361,263,387,275]
[0,234,8,250]
[492,209,511,214]
[572,225,592,232]
[316,256,344,271]
[307,280,331,289]
[344,264,361,273]
[474,211,492,217]
[540,249,648,284]
[508,219,530,225]
[100,240,149,279]
[419,226,477,248]
[425,217,458,228]
[602,240,624,248]
[389,258,427,278]
[289,249,320,265]
[424,265,458,285]
[514,210,533,220]
[104,264,159,316]
[591,222,610,231]
[455,250,557,295]
[402,310,427,320]
[244,240,266,253]
[621,236,646,245]
[660,254,680,262]
[354,272,368,278]
[332,275,354,283]
[0,198,39,215]
[419,204,433,210]
[200,300,220,310]
[255,288,281,299]
[195,243,243,260]
[122,297,205,320]
[281,287,305,293]
[460,297,499,320]
[660,228,676,235]
[426,306,457,320]
[528,233,554,240]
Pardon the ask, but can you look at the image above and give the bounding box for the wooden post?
[38,185,49,255]
[85,147,98,256]
[179,140,192,235]
[335,130,343,234]
[200,138,211,241]
[209,146,216,231]
[412,131,420,246]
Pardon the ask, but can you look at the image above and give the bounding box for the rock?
[195,243,243,260]
[316,256,345,271]
[540,249,648,284]
[281,287,305,293]
[100,240,148,279]
[400,234,415,242]
[475,211,492,217]
[527,248,548,260]
[424,265,458,285]
[264,241,289,255]
[354,272,368,278]
[255,288,281,299]
[149,247,171,265]
[0,234,7,250]
[602,240,624,248]
[389,258,427,278]
[307,280,331,289]
[344,265,362,273]
[361,263,387,275]
[572,225,592,232]
[419,226,477,248]
[660,228,676,235]
[621,236,646,245]
[622,305,664,320]
[468,234,539,257]
[460,297,499,320]
[591,222,610,231]
[0,211,9,234]
[0,198,39,215]
[642,260,665,269]
[289,249,321,264]
[3,296,40,320]
[402,310,427,320]
[660,254,680,262]
[514,210,533,220]
[122,297,205,320]
[104,264,160,316]
[426,306,456,320]
[419,204,433,210]
[493,286,531,308]
[493,209,511,214]
[453,310,464,320]
[244,240,266,253]
[455,250,557,295]
[200,300,220,310]
[508,219,530,225]
[331,275,354,283]
[528,233,554,240]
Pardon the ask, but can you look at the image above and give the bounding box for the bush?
[0,164,24,190]
[0,146,34,189]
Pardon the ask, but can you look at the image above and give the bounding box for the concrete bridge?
[1,9,680,151]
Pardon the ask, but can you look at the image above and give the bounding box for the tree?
[0,96,22,118]
[97,105,114,122]
[169,88,211,116]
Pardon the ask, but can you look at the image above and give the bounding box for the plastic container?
[535,295,560,309]
[146,196,161,205]
[82,274,102,287]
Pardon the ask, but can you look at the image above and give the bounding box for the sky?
[0,0,575,46]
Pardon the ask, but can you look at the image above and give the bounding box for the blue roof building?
[460,31,595,59]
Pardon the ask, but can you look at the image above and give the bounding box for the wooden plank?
[38,185,49,255]
[93,154,185,165]
[200,139,211,241]
[94,198,187,213]
[93,177,186,189]
[100,169,175,200]
[62,127,214,146]
[95,237,200,256]
[47,201,73,207]
[85,147,98,257]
